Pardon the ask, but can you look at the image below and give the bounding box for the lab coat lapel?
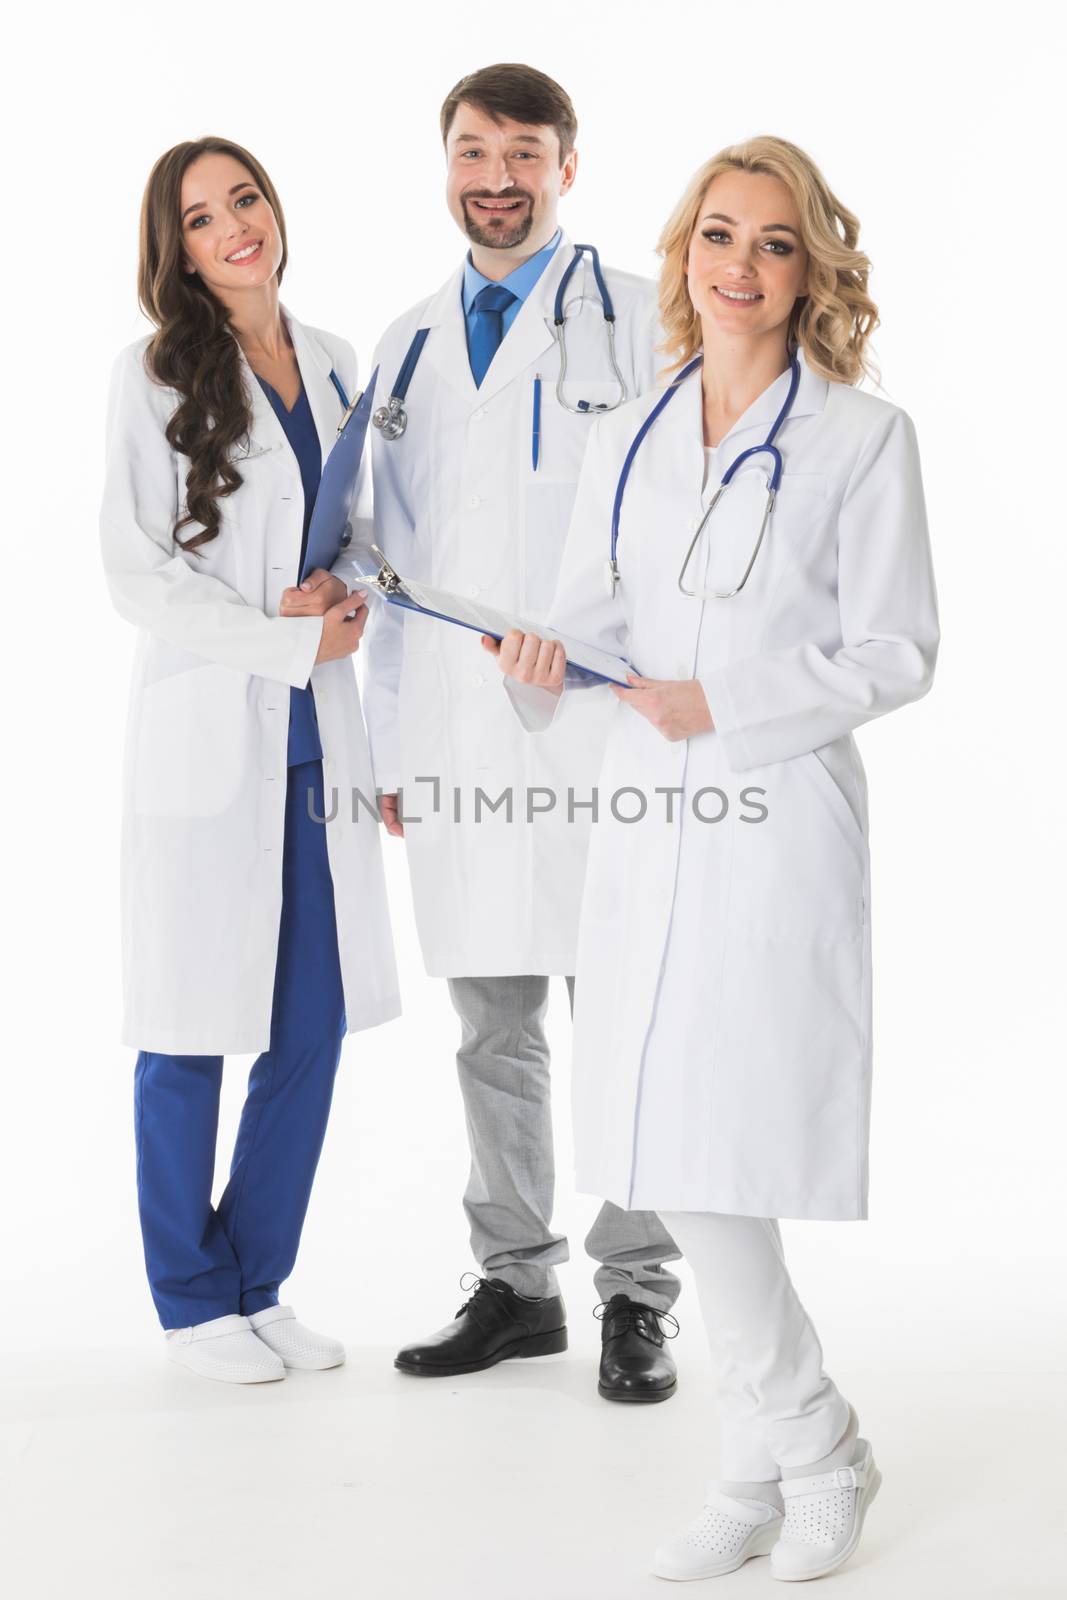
[241,347,288,458]
[613,363,710,673]
[708,345,829,453]
[421,264,478,405]
[236,310,337,465]
[472,233,572,406]
[287,310,346,467]
[653,359,706,495]
[653,367,713,640]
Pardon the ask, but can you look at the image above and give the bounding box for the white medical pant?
[659,1211,854,1483]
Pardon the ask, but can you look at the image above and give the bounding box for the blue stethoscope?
[551,243,627,414]
[607,351,802,600]
[372,243,627,441]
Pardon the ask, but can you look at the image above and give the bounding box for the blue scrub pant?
[134,759,347,1330]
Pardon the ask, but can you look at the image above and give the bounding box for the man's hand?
[280,568,348,617]
[379,794,404,838]
[313,590,369,664]
[611,673,714,741]
[482,629,565,693]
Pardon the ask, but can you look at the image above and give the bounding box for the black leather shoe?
[394,1276,568,1376]
[596,1294,678,1403]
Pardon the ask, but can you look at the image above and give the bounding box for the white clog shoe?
[771,1439,881,1581]
[247,1305,346,1370]
[165,1313,286,1384]
[651,1487,783,1581]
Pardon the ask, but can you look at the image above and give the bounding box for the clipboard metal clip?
[370,544,403,594]
[337,389,365,436]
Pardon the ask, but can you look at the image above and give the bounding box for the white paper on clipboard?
[354,559,635,687]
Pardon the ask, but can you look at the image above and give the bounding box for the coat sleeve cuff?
[330,562,373,597]
[288,616,326,690]
[366,712,401,795]
[698,665,755,772]
[502,676,565,733]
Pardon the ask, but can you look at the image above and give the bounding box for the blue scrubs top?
[256,377,324,766]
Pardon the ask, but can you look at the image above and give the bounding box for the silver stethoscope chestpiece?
[373,398,408,441]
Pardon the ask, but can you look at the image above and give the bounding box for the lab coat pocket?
[523,479,579,618]
[802,746,867,857]
[731,749,865,939]
[534,380,620,483]
[228,435,275,463]
[133,664,250,819]
[768,473,828,554]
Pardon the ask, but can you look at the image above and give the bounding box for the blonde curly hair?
[657,136,878,385]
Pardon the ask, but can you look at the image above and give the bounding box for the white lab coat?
[100,312,401,1055]
[509,350,939,1219]
[363,234,660,977]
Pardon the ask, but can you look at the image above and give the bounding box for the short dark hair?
[440,63,578,163]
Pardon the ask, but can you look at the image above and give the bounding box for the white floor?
[3,1330,1063,1600]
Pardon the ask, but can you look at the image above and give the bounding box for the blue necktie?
[468,283,517,387]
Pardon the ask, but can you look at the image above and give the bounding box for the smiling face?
[686,169,809,344]
[445,101,576,255]
[179,151,284,293]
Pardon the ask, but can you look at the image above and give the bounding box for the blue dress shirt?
[256,377,324,767]
[461,230,562,373]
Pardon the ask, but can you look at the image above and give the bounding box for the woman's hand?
[611,673,715,741]
[482,629,566,695]
[280,568,348,616]
[314,590,369,663]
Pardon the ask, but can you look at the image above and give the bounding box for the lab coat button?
[466,493,481,509]
[472,408,486,422]
[472,673,485,688]
[470,584,482,597]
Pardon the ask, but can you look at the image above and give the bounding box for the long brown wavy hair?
[137,137,289,552]
[657,136,879,386]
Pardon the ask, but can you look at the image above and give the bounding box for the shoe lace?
[454,1273,514,1332]
[593,1299,680,1342]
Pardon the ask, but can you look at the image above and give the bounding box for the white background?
[2,2,1065,1593]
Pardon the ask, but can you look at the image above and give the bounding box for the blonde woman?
[485,136,939,1580]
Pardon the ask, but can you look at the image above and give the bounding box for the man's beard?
[462,190,536,250]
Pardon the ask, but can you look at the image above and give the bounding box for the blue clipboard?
[301,365,378,578]
[357,549,638,687]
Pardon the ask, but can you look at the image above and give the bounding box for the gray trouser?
[446,974,682,1313]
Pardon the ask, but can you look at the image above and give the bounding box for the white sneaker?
[247,1305,346,1370]
[651,1487,783,1581]
[771,1439,881,1581]
[165,1313,286,1384]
